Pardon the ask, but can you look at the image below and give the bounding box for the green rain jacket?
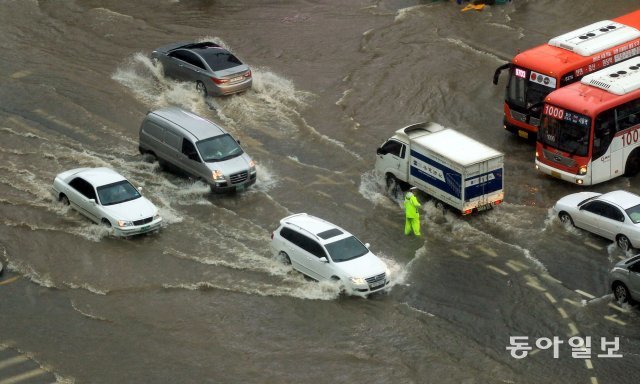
[404,191,421,218]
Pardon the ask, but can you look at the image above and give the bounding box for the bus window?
[506,71,526,109]
[593,110,615,160]
[616,99,640,131]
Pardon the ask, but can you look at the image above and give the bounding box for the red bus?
[535,56,640,185]
[494,10,640,140]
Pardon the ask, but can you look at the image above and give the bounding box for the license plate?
[551,170,561,179]
[141,225,150,231]
[370,280,384,288]
[518,130,529,139]
[477,204,492,212]
[230,76,244,83]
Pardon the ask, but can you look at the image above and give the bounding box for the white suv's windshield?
[196,134,243,162]
[325,236,368,262]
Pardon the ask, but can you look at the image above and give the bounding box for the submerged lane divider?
[0,276,19,286]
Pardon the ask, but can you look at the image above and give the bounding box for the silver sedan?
[609,254,640,303]
[151,41,252,96]
[553,190,640,251]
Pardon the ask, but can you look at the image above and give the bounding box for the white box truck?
[375,122,504,215]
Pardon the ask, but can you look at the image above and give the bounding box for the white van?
[139,106,257,192]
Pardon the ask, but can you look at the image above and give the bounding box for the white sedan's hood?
[334,252,387,279]
[555,192,601,211]
[102,197,157,221]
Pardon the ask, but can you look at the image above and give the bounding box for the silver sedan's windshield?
[196,134,243,162]
[626,204,640,224]
[325,236,368,262]
[97,180,141,206]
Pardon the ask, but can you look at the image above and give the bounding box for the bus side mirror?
[493,63,510,85]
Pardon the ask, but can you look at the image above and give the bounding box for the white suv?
[270,213,390,296]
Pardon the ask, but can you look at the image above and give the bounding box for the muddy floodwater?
[1,1,640,383]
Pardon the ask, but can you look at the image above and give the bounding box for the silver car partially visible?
[610,254,640,304]
[151,41,252,96]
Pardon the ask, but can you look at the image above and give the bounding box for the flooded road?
[1,0,639,383]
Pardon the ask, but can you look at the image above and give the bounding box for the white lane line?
[563,298,583,307]
[0,345,7,352]
[315,190,331,199]
[607,302,630,313]
[343,203,364,213]
[604,315,627,326]
[486,265,508,276]
[476,245,497,257]
[541,273,562,285]
[575,290,596,299]
[0,356,28,370]
[584,241,604,250]
[557,307,569,319]
[544,292,557,304]
[618,255,626,260]
[508,260,529,270]
[567,322,580,337]
[526,282,547,292]
[0,368,47,384]
[9,70,31,79]
[591,377,599,384]
[451,250,470,259]
[585,359,593,369]
[505,261,522,272]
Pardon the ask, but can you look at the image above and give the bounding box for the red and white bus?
[494,10,640,140]
[535,56,640,185]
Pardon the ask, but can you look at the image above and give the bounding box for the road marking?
[563,298,582,307]
[0,368,47,384]
[0,276,19,286]
[584,241,604,250]
[486,265,508,276]
[476,245,497,257]
[591,377,599,384]
[451,250,470,259]
[544,293,557,304]
[557,307,568,319]
[505,261,522,272]
[529,348,540,356]
[618,255,626,260]
[315,190,331,199]
[541,273,562,284]
[526,282,546,292]
[0,356,28,370]
[575,290,596,299]
[585,359,593,369]
[604,315,627,326]
[508,260,528,270]
[567,322,579,337]
[9,70,31,79]
[607,302,630,313]
[343,203,364,213]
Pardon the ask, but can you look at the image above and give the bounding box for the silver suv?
[610,254,640,303]
[270,213,390,297]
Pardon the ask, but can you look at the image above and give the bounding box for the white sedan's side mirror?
[137,186,143,193]
[90,199,97,205]
[365,243,370,249]
[319,257,329,263]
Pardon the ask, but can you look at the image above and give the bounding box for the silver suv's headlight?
[212,170,225,181]
[117,220,133,228]
[249,160,257,174]
[350,277,366,285]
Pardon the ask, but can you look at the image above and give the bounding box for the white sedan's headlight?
[350,277,366,285]
[153,213,161,221]
[117,220,134,228]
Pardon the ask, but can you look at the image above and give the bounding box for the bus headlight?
[578,166,588,175]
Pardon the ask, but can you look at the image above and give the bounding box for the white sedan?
[52,167,162,236]
[554,190,640,251]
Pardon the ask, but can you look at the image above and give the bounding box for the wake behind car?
[270,213,390,297]
[609,254,640,303]
[553,190,640,251]
[151,41,252,96]
[52,167,162,236]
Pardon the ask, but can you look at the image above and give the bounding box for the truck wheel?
[385,174,400,198]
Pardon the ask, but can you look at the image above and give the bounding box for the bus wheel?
[624,149,640,176]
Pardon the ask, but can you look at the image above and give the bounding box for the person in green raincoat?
[404,187,422,236]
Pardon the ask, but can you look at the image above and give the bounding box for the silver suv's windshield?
[196,134,243,162]
[538,108,591,157]
[325,236,368,262]
[97,180,141,206]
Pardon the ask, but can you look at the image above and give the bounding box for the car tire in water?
[385,174,401,199]
[613,282,631,304]
[331,276,346,295]
[617,234,632,252]
[59,194,70,206]
[558,212,573,226]
[278,251,291,265]
[101,218,112,228]
[196,81,207,97]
